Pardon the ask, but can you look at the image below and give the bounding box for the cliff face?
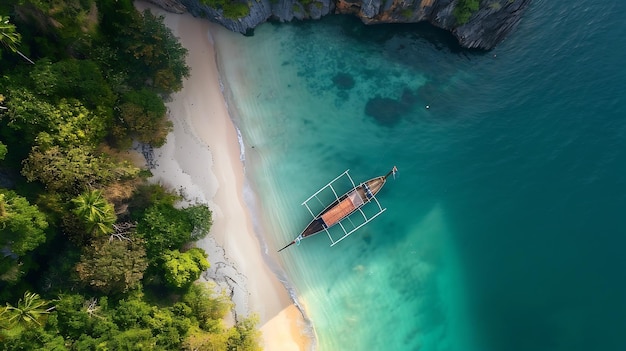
[147,0,531,49]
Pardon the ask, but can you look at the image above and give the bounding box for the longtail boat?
[278,166,397,252]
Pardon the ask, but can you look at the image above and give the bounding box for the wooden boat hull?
[278,167,396,252]
[300,176,386,238]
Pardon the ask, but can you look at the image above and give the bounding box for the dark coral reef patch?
[332,73,355,90]
[365,88,417,126]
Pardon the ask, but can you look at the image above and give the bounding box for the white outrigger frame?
[301,169,386,247]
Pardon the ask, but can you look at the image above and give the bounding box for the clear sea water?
[212,1,626,350]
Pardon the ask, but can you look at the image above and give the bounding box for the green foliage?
[71,189,117,236]
[0,190,48,283]
[227,315,263,351]
[54,294,111,340]
[454,0,480,25]
[0,323,67,350]
[11,0,99,58]
[162,248,210,289]
[111,10,189,93]
[182,283,231,332]
[489,1,502,10]
[223,2,251,19]
[0,189,48,256]
[0,291,51,329]
[1,289,259,351]
[3,88,59,141]
[0,2,261,349]
[38,246,82,294]
[184,204,213,240]
[0,15,33,63]
[112,296,192,349]
[128,183,180,216]
[0,141,6,161]
[116,88,171,147]
[137,202,193,259]
[200,0,250,19]
[75,238,148,295]
[21,145,140,194]
[35,99,108,148]
[109,328,156,350]
[29,59,116,110]
[3,89,108,146]
[0,190,48,255]
[112,296,152,329]
[184,313,262,351]
[0,15,21,53]
[400,8,414,18]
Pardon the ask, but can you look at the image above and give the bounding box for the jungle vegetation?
[453,0,480,25]
[0,0,261,349]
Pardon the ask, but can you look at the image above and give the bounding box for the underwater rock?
[365,96,405,126]
[333,73,356,90]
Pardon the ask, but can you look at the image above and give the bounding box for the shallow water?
[214,2,626,350]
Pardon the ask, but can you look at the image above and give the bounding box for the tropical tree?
[184,204,213,240]
[137,202,194,260]
[227,315,262,351]
[161,248,210,289]
[1,88,57,142]
[29,59,116,110]
[1,291,54,328]
[75,238,148,294]
[0,190,48,256]
[182,283,231,332]
[112,10,189,92]
[21,145,140,194]
[0,189,48,284]
[0,16,34,64]
[3,89,108,147]
[71,189,117,237]
[116,88,170,147]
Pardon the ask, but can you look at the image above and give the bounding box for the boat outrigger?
[278,166,397,252]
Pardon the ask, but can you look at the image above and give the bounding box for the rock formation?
[146,0,531,49]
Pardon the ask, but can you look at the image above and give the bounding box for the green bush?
[454,0,480,25]
[200,0,250,19]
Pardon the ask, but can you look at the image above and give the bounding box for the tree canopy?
[162,248,210,289]
[71,189,117,237]
[0,15,33,64]
[75,238,148,295]
[0,0,259,349]
[0,141,6,160]
[0,190,48,284]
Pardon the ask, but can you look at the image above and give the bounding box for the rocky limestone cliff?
[146,0,531,49]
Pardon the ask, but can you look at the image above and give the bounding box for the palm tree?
[72,189,117,236]
[0,15,34,64]
[1,291,54,328]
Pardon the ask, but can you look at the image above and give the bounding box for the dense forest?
[0,0,261,349]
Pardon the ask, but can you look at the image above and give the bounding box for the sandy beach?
[135,2,311,350]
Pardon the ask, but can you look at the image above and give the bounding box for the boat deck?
[321,191,363,227]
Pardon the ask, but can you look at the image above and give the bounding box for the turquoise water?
[214,1,626,350]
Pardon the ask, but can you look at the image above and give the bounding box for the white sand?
[135,2,311,350]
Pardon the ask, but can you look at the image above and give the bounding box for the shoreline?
[135,2,313,350]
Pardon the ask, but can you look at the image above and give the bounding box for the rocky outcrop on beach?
[147,0,531,49]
